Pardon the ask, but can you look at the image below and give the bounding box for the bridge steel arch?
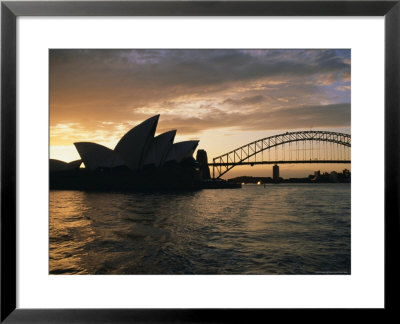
[211,130,351,179]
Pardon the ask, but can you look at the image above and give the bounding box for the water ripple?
[50,184,350,274]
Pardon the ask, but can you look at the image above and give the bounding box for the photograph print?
[49,49,351,275]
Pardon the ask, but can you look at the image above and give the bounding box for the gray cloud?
[155,103,350,135]
[50,49,351,138]
[50,49,350,100]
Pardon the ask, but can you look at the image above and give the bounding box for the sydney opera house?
[50,115,232,190]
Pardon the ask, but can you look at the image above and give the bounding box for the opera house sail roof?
[114,115,159,170]
[143,130,177,168]
[48,115,238,190]
[52,115,200,175]
[165,141,199,164]
[50,159,81,172]
[74,142,125,171]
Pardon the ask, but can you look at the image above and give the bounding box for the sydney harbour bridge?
[209,130,351,179]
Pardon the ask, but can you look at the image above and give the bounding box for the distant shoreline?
[227,175,351,184]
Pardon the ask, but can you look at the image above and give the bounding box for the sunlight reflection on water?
[49,183,350,274]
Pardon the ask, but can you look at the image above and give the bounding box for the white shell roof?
[114,115,159,170]
[165,140,199,163]
[74,142,125,171]
[143,130,176,167]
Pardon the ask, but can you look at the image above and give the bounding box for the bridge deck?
[208,160,351,166]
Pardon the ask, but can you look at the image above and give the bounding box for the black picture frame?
[1,1,399,322]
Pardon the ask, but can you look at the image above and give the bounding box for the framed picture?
[1,0,399,322]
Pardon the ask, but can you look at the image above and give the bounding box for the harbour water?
[49,183,350,275]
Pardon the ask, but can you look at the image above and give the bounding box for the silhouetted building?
[273,164,280,182]
[196,149,211,179]
[73,142,125,171]
[329,171,338,182]
[64,115,199,172]
[49,159,81,172]
[113,115,159,170]
[143,130,176,168]
[164,141,199,165]
[309,169,351,183]
[50,115,208,190]
[311,170,321,181]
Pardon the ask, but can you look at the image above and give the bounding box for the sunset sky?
[50,49,351,178]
